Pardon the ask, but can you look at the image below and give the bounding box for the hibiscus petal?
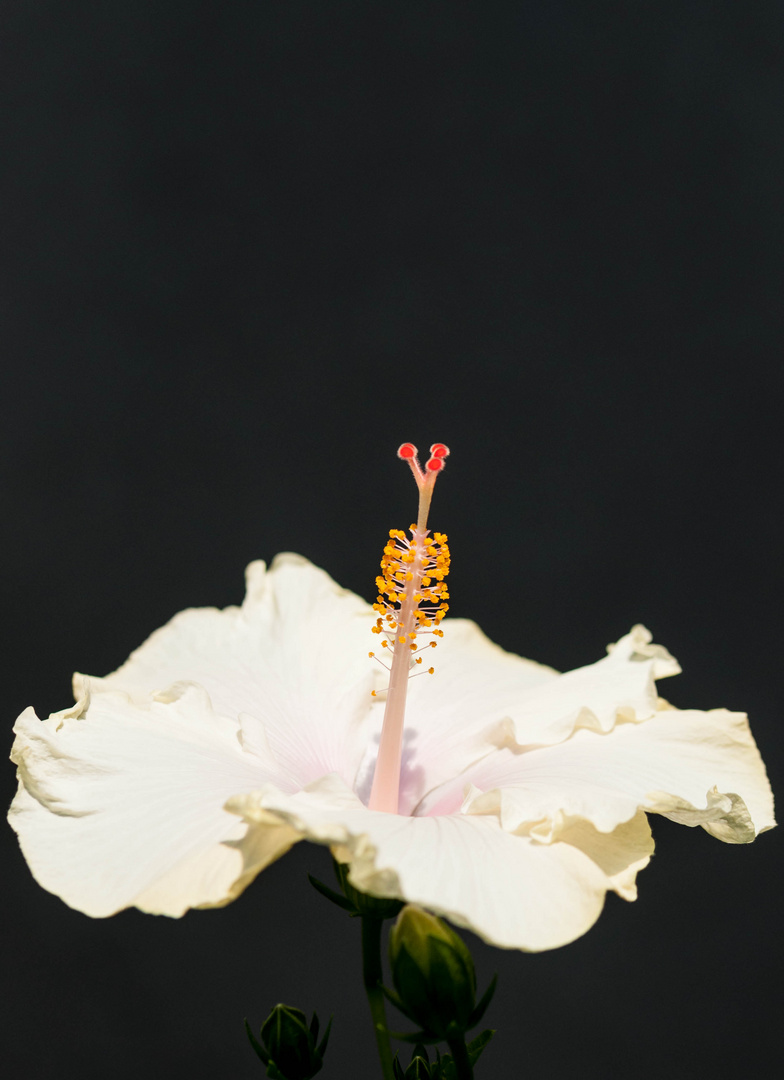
[373,623,678,814]
[9,687,299,917]
[77,555,378,789]
[355,617,558,812]
[229,777,655,951]
[489,624,680,745]
[427,707,774,842]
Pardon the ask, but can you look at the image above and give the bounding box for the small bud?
[246,1004,331,1079]
[388,905,477,1039]
[404,1044,433,1079]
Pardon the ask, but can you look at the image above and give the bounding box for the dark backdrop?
[2,3,782,1078]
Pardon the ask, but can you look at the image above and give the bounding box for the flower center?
[367,443,451,813]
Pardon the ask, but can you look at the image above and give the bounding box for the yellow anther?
[428,667,434,674]
[371,523,450,687]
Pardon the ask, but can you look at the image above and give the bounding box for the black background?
[2,3,783,1077]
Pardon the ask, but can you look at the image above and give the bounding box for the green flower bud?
[404,1045,433,1080]
[393,1043,438,1080]
[388,905,477,1039]
[246,1004,331,1079]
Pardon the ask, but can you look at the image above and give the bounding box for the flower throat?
[368,443,451,813]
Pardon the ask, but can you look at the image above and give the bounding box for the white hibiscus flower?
[8,445,774,951]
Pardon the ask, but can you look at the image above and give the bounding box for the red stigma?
[397,440,449,530]
[398,440,449,510]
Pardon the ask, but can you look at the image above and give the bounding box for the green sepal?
[404,1043,432,1080]
[332,859,404,919]
[394,1043,434,1078]
[308,863,403,919]
[434,1031,495,1080]
[405,1057,432,1079]
[381,982,407,1014]
[307,874,356,914]
[315,1015,332,1059]
[433,1056,453,1080]
[468,974,498,1029]
[427,935,476,1026]
[469,1030,494,1061]
[244,1018,270,1066]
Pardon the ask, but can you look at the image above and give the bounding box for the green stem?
[447,1035,474,1080]
[361,915,395,1080]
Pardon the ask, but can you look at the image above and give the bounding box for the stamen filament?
[368,443,450,814]
[368,527,429,812]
